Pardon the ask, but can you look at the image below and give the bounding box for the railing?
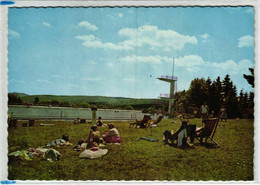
[160,75,178,81]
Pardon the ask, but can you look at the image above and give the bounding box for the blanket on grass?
[79,148,108,159]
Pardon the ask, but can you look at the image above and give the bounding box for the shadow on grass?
[193,142,220,149]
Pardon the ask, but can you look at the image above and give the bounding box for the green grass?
[8,118,254,181]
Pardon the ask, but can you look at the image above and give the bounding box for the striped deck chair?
[148,115,164,127]
[129,115,151,128]
[195,118,219,146]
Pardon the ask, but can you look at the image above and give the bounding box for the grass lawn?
[8,118,254,181]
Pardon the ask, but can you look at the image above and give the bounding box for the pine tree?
[243,68,254,88]
[187,78,207,107]
[222,75,239,118]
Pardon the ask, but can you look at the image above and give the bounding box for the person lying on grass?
[102,124,122,143]
[46,134,71,147]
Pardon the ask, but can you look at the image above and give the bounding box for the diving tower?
[157,58,177,117]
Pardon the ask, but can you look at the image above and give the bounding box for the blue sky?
[8,7,254,98]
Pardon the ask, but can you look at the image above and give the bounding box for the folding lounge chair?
[195,118,220,146]
[129,115,151,128]
[29,119,35,127]
[148,115,164,127]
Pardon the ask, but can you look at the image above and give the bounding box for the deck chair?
[148,115,164,127]
[8,119,17,128]
[195,118,219,146]
[29,119,35,127]
[129,115,151,128]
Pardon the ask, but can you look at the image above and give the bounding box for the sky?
[8,7,255,98]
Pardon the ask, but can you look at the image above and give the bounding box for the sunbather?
[86,126,101,149]
[46,134,71,147]
[163,121,193,148]
[102,124,122,143]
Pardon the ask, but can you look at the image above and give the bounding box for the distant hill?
[8,93,167,109]
[9,92,28,97]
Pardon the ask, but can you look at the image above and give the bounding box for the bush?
[125,105,134,110]
[80,102,90,108]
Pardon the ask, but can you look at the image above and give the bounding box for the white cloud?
[68,84,79,88]
[89,61,97,65]
[43,22,52,27]
[76,25,197,51]
[119,55,169,64]
[208,59,254,76]
[78,21,98,31]
[123,77,138,82]
[118,13,123,18]
[81,77,101,81]
[117,54,252,77]
[238,35,254,48]
[200,34,209,39]
[106,63,114,67]
[176,55,205,67]
[75,35,133,50]
[119,55,206,67]
[9,79,25,84]
[210,60,238,74]
[118,25,198,51]
[8,29,20,39]
[51,74,62,79]
[37,79,51,84]
[106,14,114,19]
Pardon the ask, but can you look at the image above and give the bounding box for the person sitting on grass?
[86,126,101,149]
[102,124,122,143]
[96,117,103,127]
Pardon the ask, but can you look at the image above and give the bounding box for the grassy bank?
[8,118,254,181]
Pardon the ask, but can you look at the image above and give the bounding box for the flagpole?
[172,57,175,78]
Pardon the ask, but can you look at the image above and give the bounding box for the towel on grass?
[138,137,159,142]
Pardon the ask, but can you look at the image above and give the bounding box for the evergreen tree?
[187,78,207,107]
[209,78,222,116]
[249,92,254,109]
[8,94,23,105]
[34,97,40,105]
[238,90,244,118]
[222,75,239,118]
[243,68,254,88]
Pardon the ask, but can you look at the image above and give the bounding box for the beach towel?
[138,137,159,142]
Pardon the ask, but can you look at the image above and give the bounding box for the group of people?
[82,124,121,149]
[200,102,227,122]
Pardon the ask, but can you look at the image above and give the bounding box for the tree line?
[174,71,254,118]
